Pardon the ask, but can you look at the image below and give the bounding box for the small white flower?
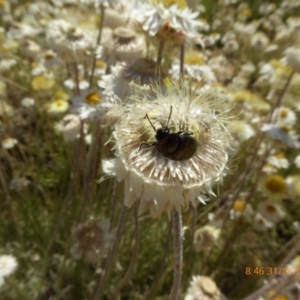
[9,177,30,191]
[55,114,82,141]
[229,199,254,220]
[261,123,299,148]
[253,213,274,232]
[63,78,90,91]
[169,62,216,83]
[97,64,131,101]
[295,155,300,169]
[131,2,207,38]
[71,91,113,120]
[0,58,17,73]
[21,97,35,107]
[257,201,286,223]
[193,225,220,251]
[0,255,18,278]
[2,138,18,149]
[250,31,270,49]
[46,100,70,114]
[272,106,297,128]
[283,47,300,73]
[266,153,289,170]
[184,275,221,300]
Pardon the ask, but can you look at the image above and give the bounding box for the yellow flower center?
[272,295,288,300]
[279,109,288,118]
[85,92,101,105]
[54,90,68,101]
[44,53,55,60]
[31,61,39,70]
[152,0,187,9]
[55,100,65,107]
[266,204,276,214]
[0,0,7,8]
[242,8,252,17]
[270,59,283,69]
[96,60,106,68]
[265,175,287,194]
[232,90,254,102]
[184,54,205,66]
[233,199,247,212]
[274,152,284,159]
[31,75,55,91]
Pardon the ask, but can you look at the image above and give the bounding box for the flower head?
[71,90,113,120]
[257,201,286,223]
[184,275,221,300]
[131,1,208,40]
[0,255,18,278]
[104,82,231,216]
[70,219,115,263]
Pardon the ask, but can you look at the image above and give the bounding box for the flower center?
[55,100,65,107]
[0,0,8,8]
[279,109,288,118]
[184,54,205,66]
[265,175,287,194]
[44,53,55,60]
[273,295,288,300]
[266,204,276,214]
[233,199,247,212]
[113,27,136,44]
[274,152,284,158]
[85,92,101,105]
[153,0,187,9]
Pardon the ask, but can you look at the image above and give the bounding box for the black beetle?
[140,106,198,161]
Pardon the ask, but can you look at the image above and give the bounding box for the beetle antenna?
[166,106,172,128]
[145,113,157,132]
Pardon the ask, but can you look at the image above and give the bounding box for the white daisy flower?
[2,138,18,149]
[0,255,18,278]
[55,114,82,142]
[71,91,114,120]
[131,2,208,38]
[21,97,35,107]
[46,100,70,114]
[266,153,289,170]
[294,155,300,169]
[184,275,221,300]
[257,201,286,224]
[283,46,300,73]
[253,213,274,232]
[272,106,297,128]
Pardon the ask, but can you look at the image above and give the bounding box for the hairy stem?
[89,5,105,87]
[112,204,139,299]
[93,203,128,300]
[169,208,183,300]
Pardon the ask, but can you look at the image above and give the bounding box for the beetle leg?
[139,141,155,150]
[184,131,194,136]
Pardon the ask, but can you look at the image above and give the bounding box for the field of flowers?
[1,0,300,299]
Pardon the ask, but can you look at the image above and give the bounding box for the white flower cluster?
[0,255,18,288]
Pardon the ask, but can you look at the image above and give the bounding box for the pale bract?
[103,83,231,217]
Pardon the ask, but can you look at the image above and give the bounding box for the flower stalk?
[169,208,183,300]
